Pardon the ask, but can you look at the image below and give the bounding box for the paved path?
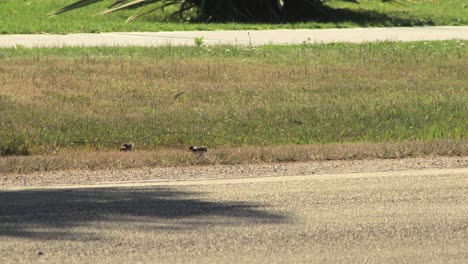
[1,26,467,47]
[1,167,467,263]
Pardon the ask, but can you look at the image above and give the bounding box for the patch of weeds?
[194,37,204,48]
[45,91,91,106]
[0,136,30,156]
[0,94,13,111]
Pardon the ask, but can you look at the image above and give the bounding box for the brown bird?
[120,143,134,151]
[189,146,208,153]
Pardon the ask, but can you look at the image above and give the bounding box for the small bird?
[189,145,208,153]
[120,143,134,151]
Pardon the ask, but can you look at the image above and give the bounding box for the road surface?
[1,26,467,48]
[1,165,467,263]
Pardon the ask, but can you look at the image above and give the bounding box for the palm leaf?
[49,0,103,16]
[99,0,152,15]
[125,1,181,22]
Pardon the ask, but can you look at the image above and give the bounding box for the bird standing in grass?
[120,143,134,151]
[189,146,208,153]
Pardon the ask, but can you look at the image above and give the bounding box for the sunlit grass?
[0,0,466,34]
[0,41,466,157]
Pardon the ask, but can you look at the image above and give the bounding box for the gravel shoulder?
[2,156,466,189]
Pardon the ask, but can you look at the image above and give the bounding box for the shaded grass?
[0,0,466,34]
[0,40,466,157]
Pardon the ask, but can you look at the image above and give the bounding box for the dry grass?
[0,42,466,175]
[1,140,465,174]
[1,42,466,156]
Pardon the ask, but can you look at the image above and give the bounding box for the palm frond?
[49,0,103,16]
[110,0,128,8]
[124,1,180,22]
[99,0,150,15]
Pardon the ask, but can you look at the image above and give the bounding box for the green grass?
[0,41,466,155]
[0,0,466,34]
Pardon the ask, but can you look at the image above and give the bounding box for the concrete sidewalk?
[1,26,467,47]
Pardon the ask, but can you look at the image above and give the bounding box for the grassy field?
[0,41,466,162]
[0,0,467,34]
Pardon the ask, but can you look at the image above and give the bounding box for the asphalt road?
[1,168,467,263]
[1,26,467,47]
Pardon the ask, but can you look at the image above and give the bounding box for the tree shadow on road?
[0,187,288,240]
